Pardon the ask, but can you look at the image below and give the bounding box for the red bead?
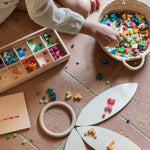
[102,114,105,118]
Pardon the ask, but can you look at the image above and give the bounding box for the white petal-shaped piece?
[65,128,86,150]
[77,126,141,150]
[76,83,138,126]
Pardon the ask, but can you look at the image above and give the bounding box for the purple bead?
[143,46,148,50]
[138,45,143,51]
[105,20,111,26]
[0,64,4,69]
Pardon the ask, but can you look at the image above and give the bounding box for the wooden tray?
[0,28,70,93]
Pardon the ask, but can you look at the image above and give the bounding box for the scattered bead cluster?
[22,56,39,73]
[38,88,57,104]
[43,33,58,47]
[27,39,42,53]
[101,12,150,57]
[84,128,98,139]
[102,98,116,118]
[16,47,27,57]
[2,50,19,65]
[49,45,65,60]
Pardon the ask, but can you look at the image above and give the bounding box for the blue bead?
[109,13,117,19]
[17,48,22,51]
[23,48,27,52]
[101,60,108,64]
[126,119,130,123]
[111,48,118,53]
[50,92,56,100]
[71,44,74,48]
[106,46,109,50]
[42,96,46,100]
[76,60,80,64]
[44,100,48,104]
[100,21,105,24]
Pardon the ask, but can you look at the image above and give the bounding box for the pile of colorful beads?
[2,49,19,65]
[22,56,39,73]
[43,33,58,47]
[49,45,65,60]
[100,12,150,57]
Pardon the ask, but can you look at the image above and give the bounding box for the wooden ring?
[39,101,76,138]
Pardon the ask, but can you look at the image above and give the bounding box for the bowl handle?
[122,55,145,71]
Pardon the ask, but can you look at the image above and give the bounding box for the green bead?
[47,88,53,95]
[33,49,37,53]
[35,44,42,50]
[118,46,124,53]
[47,44,50,47]
[7,134,11,139]
[40,100,43,103]
[108,18,115,22]
[37,91,40,95]
[96,73,103,79]
[106,81,110,84]
[22,140,26,144]
[51,39,58,45]
[138,42,145,46]
[28,40,34,46]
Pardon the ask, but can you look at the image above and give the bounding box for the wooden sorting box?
[0,28,70,93]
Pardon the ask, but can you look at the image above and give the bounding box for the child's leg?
[55,0,91,19]
[16,0,27,11]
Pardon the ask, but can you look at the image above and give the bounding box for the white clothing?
[0,0,84,34]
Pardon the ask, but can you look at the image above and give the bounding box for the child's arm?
[25,0,121,47]
[80,19,121,47]
[25,0,84,34]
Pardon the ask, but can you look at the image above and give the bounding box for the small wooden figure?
[74,93,82,101]
[107,140,115,150]
[13,66,19,74]
[65,91,72,100]
[88,128,96,135]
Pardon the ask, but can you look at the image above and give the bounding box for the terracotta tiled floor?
[0,0,150,150]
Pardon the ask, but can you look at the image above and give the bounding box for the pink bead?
[130,21,136,28]
[52,45,58,51]
[133,49,139,53]
[105,104,113,111]
[124,48,129,54]
[51,52,55,56]
[54,56,58,60]
[145,40,149,46]
[123,26,128,30]
[49,49,53,53]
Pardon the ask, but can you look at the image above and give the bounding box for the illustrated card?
[0,92,31,135]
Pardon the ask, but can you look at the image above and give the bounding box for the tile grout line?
[63,69,98,97]
[119,114,150,141]
[19,134,40,150]
[63,64,124,97]
[56,139,66,150]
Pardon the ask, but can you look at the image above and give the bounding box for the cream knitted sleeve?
[25,0,85,34]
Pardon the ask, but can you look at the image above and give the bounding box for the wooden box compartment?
[0,28,70,93]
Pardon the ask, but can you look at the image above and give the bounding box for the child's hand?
[94,24,121,47]
[80,20,121,47]
[90,0,100,11]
